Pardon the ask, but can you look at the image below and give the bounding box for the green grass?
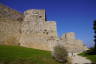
[79,52,96,63]
[0,45,61,64]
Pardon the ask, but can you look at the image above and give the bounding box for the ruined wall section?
[0,18,21,45]
[61,32,88,53]
[0,4,24,21]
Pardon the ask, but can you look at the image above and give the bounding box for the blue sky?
[0,0,96,47]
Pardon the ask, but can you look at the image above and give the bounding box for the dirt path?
[71,55,92,64]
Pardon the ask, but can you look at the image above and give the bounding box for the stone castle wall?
[0,6,87,52]
[0,18,21,45]
[0,9,58,51]
[60,32,88,53]
[19,9,58,50]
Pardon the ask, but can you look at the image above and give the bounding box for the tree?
[93,20,96,50]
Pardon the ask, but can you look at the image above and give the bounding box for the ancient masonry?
[0,4,87,53]
[20,9,58,50]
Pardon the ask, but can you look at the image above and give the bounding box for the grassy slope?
[79,53,96,63]
[0,45,61,64]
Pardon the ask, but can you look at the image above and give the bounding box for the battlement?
[24,9,45,15]
[46,21,56,25]
[24,9,45,23]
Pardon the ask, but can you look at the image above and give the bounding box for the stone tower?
[24,9,45,24]
[20,9,58,50]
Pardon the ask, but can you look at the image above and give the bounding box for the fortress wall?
[63,32,76,40]
[20,33,58,51]
[61,32,88,53]
[19,21,51,50]
[0,6,88,52]
[19,21,58,50]
[19,9,58,51]
[20,33,51,50]
[0,4,24,21]
[0,18,21,45]
[45,21,58,38]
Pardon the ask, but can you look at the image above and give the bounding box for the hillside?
[0,45,61,64]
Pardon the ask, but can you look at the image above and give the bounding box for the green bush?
[52,45,72,64]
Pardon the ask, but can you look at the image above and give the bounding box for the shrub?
[52,45,72,64]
